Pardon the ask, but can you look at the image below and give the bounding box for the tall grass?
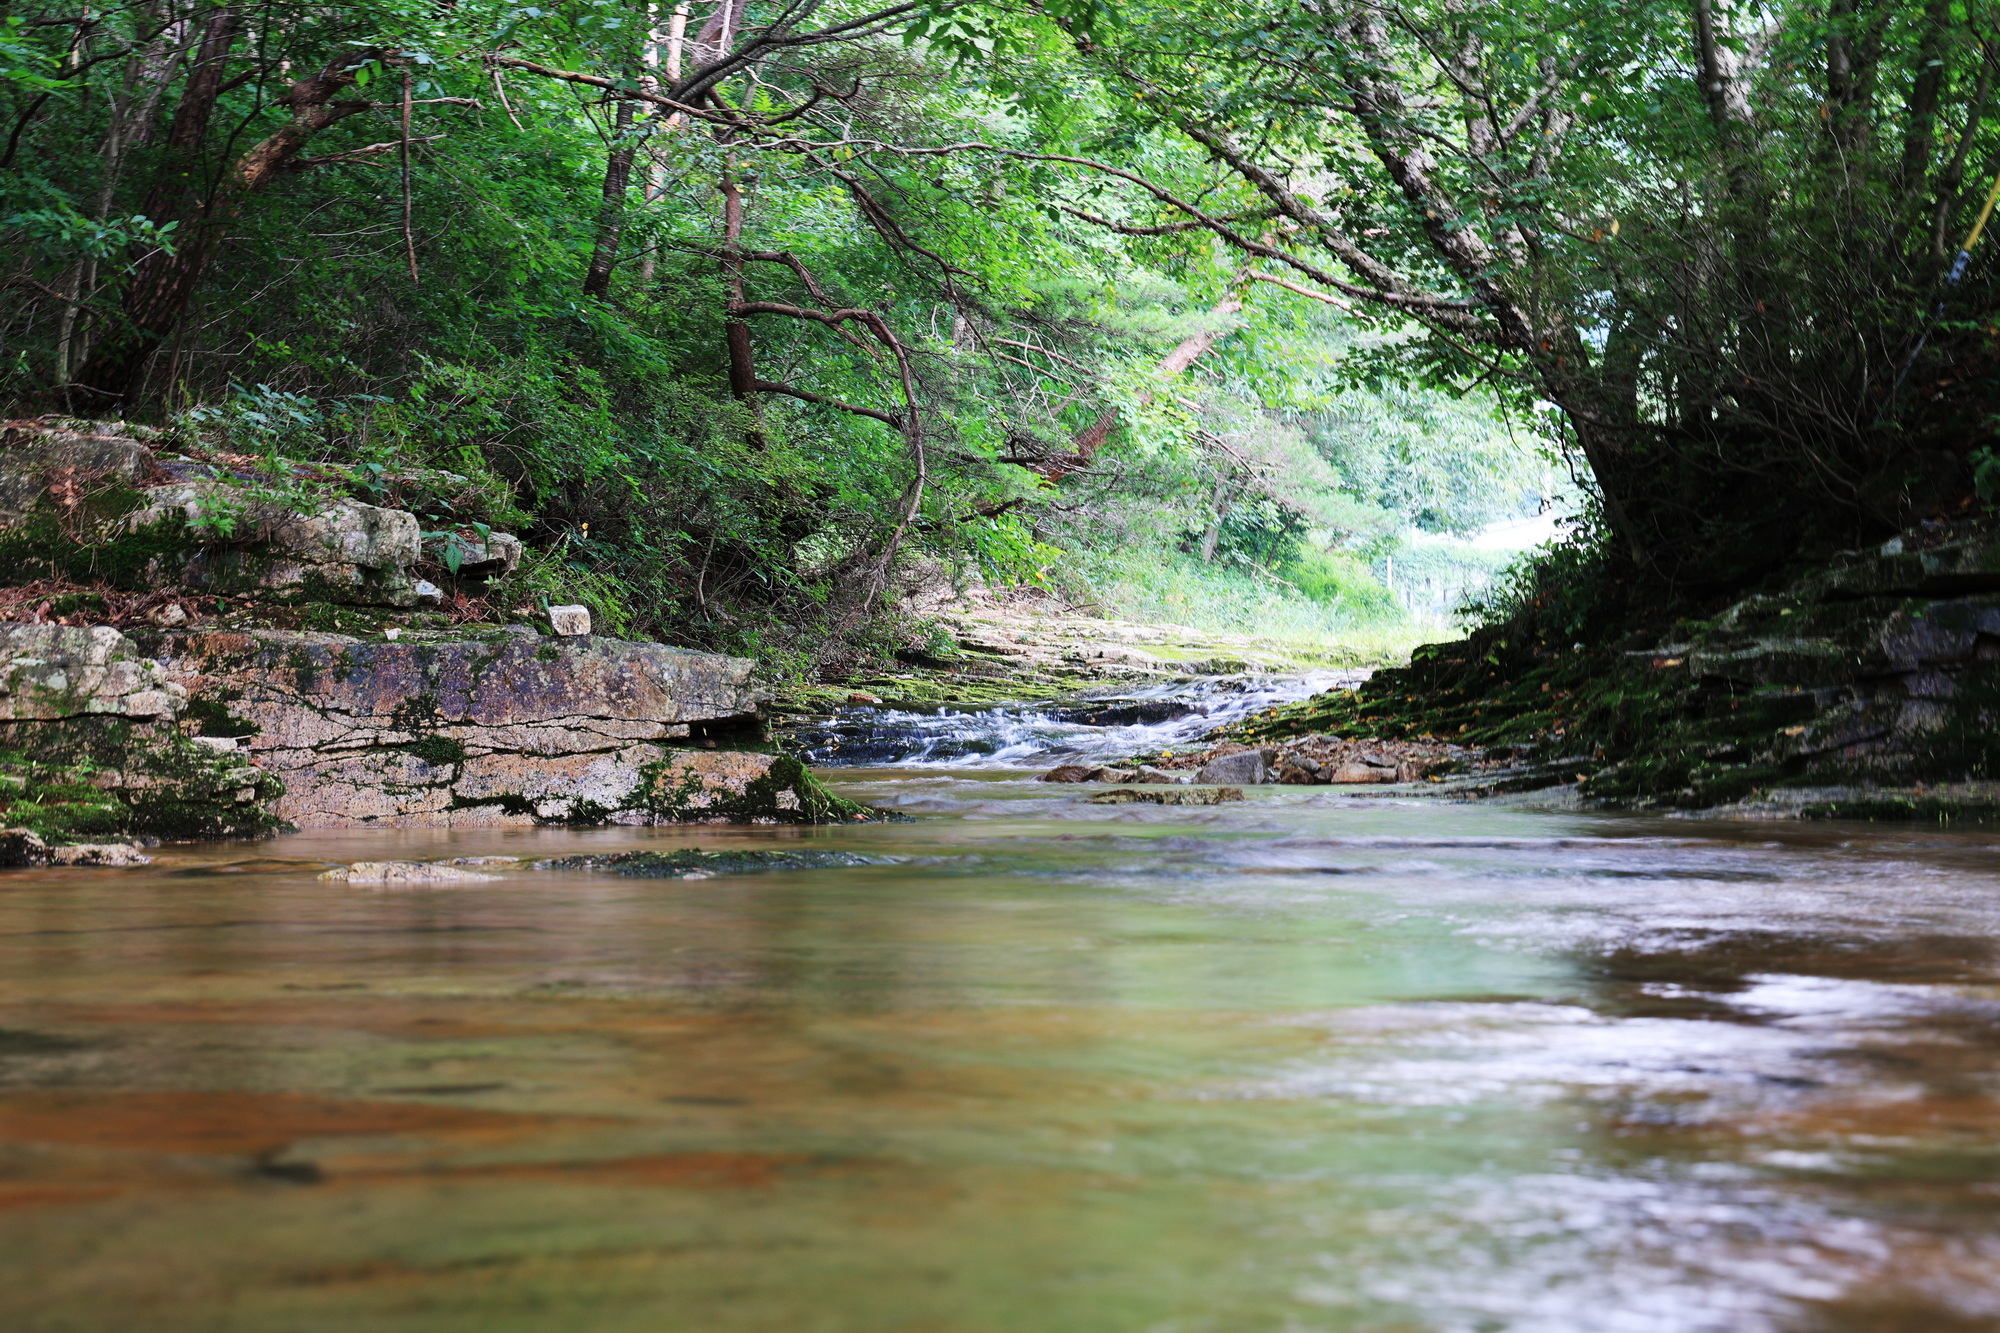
[1067,546,1429,665]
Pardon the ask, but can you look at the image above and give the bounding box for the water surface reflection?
[1,774,1997,1331]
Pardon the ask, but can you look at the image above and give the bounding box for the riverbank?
[0,420,876,852]
[1204,513,2000,820]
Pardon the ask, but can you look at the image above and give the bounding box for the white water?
[786,670,1367,769]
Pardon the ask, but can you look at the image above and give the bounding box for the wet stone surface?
[537,847,893,876]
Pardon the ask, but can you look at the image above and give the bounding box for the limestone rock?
[133,629,871,828]
[0,420,160,526]
[0,625,187,721]
[46,841,150,866]
[0,828,49,866]
[321,860,499,884]
[134,485,425,608]
[423,530,522,578]
[548,605,592,637]
[1197,750,1268,785]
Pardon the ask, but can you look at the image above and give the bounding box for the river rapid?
[3,691,2000,1331]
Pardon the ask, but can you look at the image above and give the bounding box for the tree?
[941,0,2000,584]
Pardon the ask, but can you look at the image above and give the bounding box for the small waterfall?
[784,672,1366,769]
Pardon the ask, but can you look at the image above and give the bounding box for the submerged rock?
[320,860,499,883]
[1087,787,1244,805]
[538,847,892,877]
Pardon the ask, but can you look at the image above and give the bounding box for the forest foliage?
[3,0,1993,670]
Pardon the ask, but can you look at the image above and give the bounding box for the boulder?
[1197,750,1268,785]
[0,419,160,525]
[0,624,187,721]
[132,485,426,607]
[423,529,523,579]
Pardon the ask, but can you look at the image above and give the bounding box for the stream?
[3,688,1999,1331]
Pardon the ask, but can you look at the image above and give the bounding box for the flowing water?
[4,720,2000,1330]
[783,670,1365,768]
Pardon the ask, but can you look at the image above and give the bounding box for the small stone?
[148,602,188,627]
[1275,755,1322,785]
[1196,750,1268,785]
[383,627,402,641]
[413,580,445,607]
[320,860,500,884]
[1041,764,1095,782]
[1329,762,1398,784]
[1132,765,1189,784]
[848,692,883,705]
[47,842,150,866]
[548,604,591,637]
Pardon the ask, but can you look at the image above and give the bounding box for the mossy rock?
[536,848,894,877]
[0,717,285,843]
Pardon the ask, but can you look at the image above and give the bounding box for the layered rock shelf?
[0,419,872,844]
[146,627,772,828]
[2,621,864,838]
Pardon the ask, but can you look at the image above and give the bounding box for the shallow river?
[4,769,2000,1331]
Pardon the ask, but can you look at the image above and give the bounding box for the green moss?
[630,751,886,824]
[0,488,193,588]
[540,848,891,876]
[0,718,285,843]
[390,691,443,734]
[402,733,468,767]
[1799,794,2000,823]
[447,792,539,817]
[182,693,261,739]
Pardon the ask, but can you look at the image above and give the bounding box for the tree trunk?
[73,46,377,404]
[71,4,241,404]
[582,99,637,298]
